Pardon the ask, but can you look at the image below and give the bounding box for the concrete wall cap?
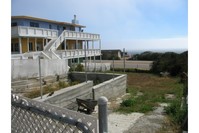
[98,96,108,105]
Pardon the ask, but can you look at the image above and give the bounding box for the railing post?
[98,96,108,133]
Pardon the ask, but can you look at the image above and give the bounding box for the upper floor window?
[57,25,60,30]
[30,22,39,27]
[70,26,75,31]
[49,24,52,29]
[11,22,18,27]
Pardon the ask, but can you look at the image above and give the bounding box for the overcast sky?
[11,0,188,51]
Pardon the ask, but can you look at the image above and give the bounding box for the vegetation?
[24,81,79,98]
[128,51,188,76]
[117,73,184,113]
[110,68,150,73]
[108,50,188,131]
[69,64,84,72]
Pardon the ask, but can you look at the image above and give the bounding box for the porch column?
[45,38,48,45]
[64,38,66,50]
[87,40,89,50]
[92,40,94,57]
[42,38,44,50]
[35,38,37,51]
[76,39,78,49]
[27,38,29,52]
[99,39,102,71]
[76,39,79,63]
[92,40,96,72]
[19,37,22,54]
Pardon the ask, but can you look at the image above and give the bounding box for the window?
[11,22,18,27]
[49,24,52,29]
[57,25,60,30]
[70,26,75,31]
[29,42,33,51]
[11,43,19,52]
[30,22,39,27]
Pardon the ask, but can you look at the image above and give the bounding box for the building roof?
[11,15,86,28]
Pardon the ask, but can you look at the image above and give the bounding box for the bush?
[165,99,188,124]
[75,64,84,72]
[121,99,135,107]
[151,51,188,76]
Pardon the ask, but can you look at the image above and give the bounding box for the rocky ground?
[104,94,179,133]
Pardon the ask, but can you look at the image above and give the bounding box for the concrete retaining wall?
[70,72,117,83]
[81,62,111,72]
[34,72,127,109]
[93,74,127,100]
[11,59,69,80]
[34,81,93,108]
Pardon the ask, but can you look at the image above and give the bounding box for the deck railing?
[55,49,101,59]
[11,49,101,59]
[11,26,58,38]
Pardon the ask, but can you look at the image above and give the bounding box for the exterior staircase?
[44,30,65,51]
[43,38,58,51]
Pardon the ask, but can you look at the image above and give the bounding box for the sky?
[11,0,188,51]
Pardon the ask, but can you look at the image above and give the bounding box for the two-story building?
[11,15,102,82]
[11,15,101,60]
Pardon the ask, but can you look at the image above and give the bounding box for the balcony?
[55,49,101,59]
[11,49,101,59]
[11,26,58,38]
[12,26,100,41]
[64,30,100,40]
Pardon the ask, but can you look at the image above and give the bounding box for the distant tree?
[151,51,188,76]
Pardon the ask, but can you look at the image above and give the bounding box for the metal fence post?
[98,96,108,133]
[123,48,126,72]
[112,57,115,79]
[84,42,87,82]
[38,56,43,99]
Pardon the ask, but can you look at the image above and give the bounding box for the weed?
[116,73,183,114]
[165,99,188,124]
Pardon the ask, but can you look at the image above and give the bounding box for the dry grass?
[117,73,183,113]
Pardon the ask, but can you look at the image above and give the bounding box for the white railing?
[11,26,58,38]
[47,30,100,51]
[55,49,101,59]
[11,49,101,59]
[49,30,66,51]
[64,30,100,40]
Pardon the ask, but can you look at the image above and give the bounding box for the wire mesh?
[11,94,96,133]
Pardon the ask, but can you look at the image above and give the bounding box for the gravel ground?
[107,95,172,133]
[108,113,144,133]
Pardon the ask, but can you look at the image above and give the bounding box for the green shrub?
[121,99,135,107]
[165,99,188,124]
[75,64,84,71]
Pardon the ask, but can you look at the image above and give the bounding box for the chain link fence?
[11,94,98,133]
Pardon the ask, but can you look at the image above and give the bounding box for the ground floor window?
[29,42,33,51]
[11,43,19,52]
